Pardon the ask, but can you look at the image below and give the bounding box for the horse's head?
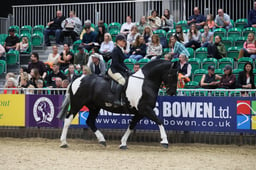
[163,62,177,96]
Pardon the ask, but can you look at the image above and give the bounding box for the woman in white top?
[145,34,162,60]
[127,25,140,46]
[19,37,29,53]
[99,33,115,62]
[148,10,161,31]
[120,16,135,36]
[185,23,201,50]
[45,45,60,69]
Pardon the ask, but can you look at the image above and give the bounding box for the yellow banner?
[0,94,25,126]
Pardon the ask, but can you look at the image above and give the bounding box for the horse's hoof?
[119,145,128,150]
[99,141,106,147]
[60,143,68,148]
[161,143,168,149]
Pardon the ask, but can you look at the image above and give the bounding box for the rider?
[108,34,131,106]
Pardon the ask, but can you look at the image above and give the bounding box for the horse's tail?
[57,84,71,120]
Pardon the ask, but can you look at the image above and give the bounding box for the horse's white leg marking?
[159,125,168,144]
[94,130,106,142]
[120,126,132,147]
[60,114,74,146]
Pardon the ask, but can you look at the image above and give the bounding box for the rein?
[130,75,144,80]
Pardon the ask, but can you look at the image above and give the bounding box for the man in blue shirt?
[187,7,206,29]
[82,22,97,52]
[248,1,256,28]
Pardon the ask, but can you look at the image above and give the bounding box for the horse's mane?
[141,59,171,75]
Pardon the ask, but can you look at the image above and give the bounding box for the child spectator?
[206,14,215,30]
[19,37,29,53]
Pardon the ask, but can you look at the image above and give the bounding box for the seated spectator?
[74,45,89,66]
[120,16,135,36]
[129,35,147,61]
[82,65,92,75]
[127,25,140,46]
[237,62,255,89]
[133,62,140,73]
[201,25,214,47]
[89,53,106,76]
[45,45,60,69]
[165,35,190,59]
[28,52,47,79]
[17,66,29,85]
[62,79,70,88]
[81,20,97,52]
[3,77,19,94]
[44,10,65,46]
[161,9,174,32]
[219,65,236,89]
[80,20,95,39]
[206,14,215,31]
[60,11,82,44]
[19,37,29,53]
[177,54,191,88]
[51,77,64,95]
[214,9,232,30]
[58,43,74,71]
[29,68,41,88]
[237,33,256,60]
[35,79,47,95]
[173,25,188,44]
[207,35,226,59]
[148,10,161,31]
[145,34,162,60]
[46,63,67,87]
[0,44,5,60]
[142,26,153,45]
[247,1,256,28]
[65,64,80,82]
[4,28,19,52]
[185,23,201,50]
[124,40,131,58]
[87,47,104,67]
[187,7,206,29]
[99,33,114,62]
[200,65,221,89]
[95,23,106,45]
[18,71,31,88]
[137,16,149,34]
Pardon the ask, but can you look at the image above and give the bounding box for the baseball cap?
[224,65,232,71]
[116,34,126,41]
[208,65,215,71]
[78,44,84,50]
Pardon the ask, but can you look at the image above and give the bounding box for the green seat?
[158,88,167,96]
[201,58,218,70]
[237,57,253,69]
[171,58,179,62]
[163,48,171,56]
[6,50,19,65]
[109,29,120,42]
[20,33,31,41]
[218,57,234,69]
[235,18,248,30]
[186,47,194,58]
[153,29,166,38]
[230,19,235,27]
[138,58,150,68]
[183,29,189,34]
[0,34,8,45]
[213,28,227,38]
[0,60,7,74]
[214,68,224,76]
[227,27,242,40]
[253,69,256,83]
[95,23,108,32]
[199,28,204,33]
[108,22,121,32]
[227,46,241,60]
[72,40,82,51]
[33,25,45,34]
[222,37,233,50]
[8,25,20,34]
[232,68,243,79]
[242,27,256,38]
[124,58,137,70]
[193,69,208,82]
[230,90,242,97]
[195,47,208,60]
[20,25,32,34]
[166,29,176,39]
[188,58,201,72]
[234,37,246,48]
[176,20,188,30]
[184,81,199,89]
[31,32,44,46]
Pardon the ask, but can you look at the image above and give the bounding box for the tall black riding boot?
[113,84,124,106]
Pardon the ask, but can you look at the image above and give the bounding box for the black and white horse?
[57,59,177,149]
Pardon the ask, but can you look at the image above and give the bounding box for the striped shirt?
[173,41,190,57]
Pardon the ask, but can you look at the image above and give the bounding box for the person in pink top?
[237,32,256,60]
[206,14,215,31]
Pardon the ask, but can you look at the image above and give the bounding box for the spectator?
[45,45,60,69]
[185,23,201,50]
[58,43,74,71]
[200,65,221,89]
[35,79,47,95]
[161,9,174,32]
[81,20,97,52]
[60,11,82,44]
[219,65,236,89]
[95,23,106,45]
[89,53,106,76]
[214,9,232,30]
[82,65,92,75]
[173,25,188,44]
[62,79,70,88]
[127,25,140,46]
[187,7,206,29]
[206,14,215,31]
[201,25,214,47]
[165,35,190,59]
[207,35,226,59]
[120,16,135,36]
[133,62,140,73]
[4,28,19,52]
[45,63,67,87]
[18,72,31,88]
[129,35,147,61]
[177,54,191,88]
[248,1,256,28]
[145,34,162,60]
[74,44,88,66]
[99,33,115,62]
[51,77,64,95]
[0,44,5,60]
[65,64,80,82]
[142,26,153,45]
[19,37,29,53]
[87,47,104,67]
[28,52,47,79]
[80,19,95,39]
[17,66,29,85]
[148,10,161,31]
[237,32,256,60]
[3,77,19,94]
[29,68,41,88]
[137,16,149,34]
[44,10,65,46]
[237,62,255,89]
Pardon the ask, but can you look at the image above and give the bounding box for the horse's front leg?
[60,114,74,148]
